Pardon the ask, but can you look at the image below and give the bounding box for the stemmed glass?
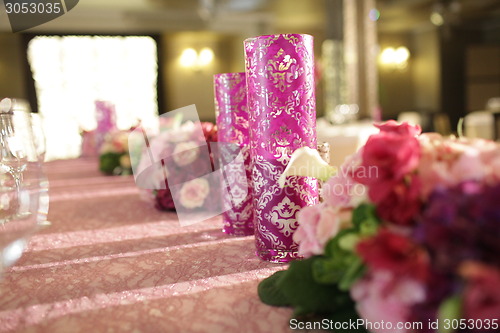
[15,104,50,227]
[0,98,43,273]
[8,100,50,228]
[30,112,50,227]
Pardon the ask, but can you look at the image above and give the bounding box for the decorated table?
[2,33,498,333]
[0,158,292,332]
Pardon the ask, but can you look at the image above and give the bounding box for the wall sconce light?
[379,46,410,70]
[179,47,214,70]
[430,0,461,27]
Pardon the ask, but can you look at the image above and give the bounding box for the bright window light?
[27,35,160,161]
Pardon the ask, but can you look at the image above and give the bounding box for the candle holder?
[244,34,319,263]
[214,72,254,236]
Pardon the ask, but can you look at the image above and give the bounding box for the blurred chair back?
[494,112,500,141]
[397,112,422,127]
[465,111,494,140]
[431,113,451,135]
[397,111,451,135]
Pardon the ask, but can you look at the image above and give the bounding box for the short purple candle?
[244,34,319,263]
[213,72,254,236]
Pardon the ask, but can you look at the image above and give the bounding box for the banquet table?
[0,158,294,332]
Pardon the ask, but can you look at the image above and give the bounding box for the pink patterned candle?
[214,72,254,236]
[244,34,319,262]
[95,100,117,152]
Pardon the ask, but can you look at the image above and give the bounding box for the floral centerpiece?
[259,121,499,333]
[137,120,218,212]
[99,129,134,175]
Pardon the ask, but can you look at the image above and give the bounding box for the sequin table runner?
[0,158,292,332]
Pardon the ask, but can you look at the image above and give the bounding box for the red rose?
[357,229,430,282]
[201,122,218,143]
[155,186,176,211]
[460,262,500,322]
[376,174,422,226]
[191,122,218,143]
[353,130,421,204]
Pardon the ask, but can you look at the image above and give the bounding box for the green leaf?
[338,233,360,252]
[338,256,366,291]
[351,203,381,237]
[257,270,290,307]
[277,257,353,316]
[324,229,352,257]
[312,257,345,285]
[438,295,463,333]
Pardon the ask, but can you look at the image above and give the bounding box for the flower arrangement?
[259,121,500,333]
[137,121,218,212]
[99,129,134,175]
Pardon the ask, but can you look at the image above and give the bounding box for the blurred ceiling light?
[430,12,444,26]
[197,0,266,20]
[379,46,410,70]
[430,0,461,27]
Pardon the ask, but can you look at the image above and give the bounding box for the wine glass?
[30,113,50,227]
[0,98,43,273]
[10,102,50,228]
[28,112,46,162]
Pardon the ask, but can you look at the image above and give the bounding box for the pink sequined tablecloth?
[0,158,292,332]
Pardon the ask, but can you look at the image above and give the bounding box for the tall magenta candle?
[213,72,254,236]
[244,34,319,262]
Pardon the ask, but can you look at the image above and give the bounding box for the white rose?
[179,178,210,209]
[173,141,200,166]
[119,154,131,169]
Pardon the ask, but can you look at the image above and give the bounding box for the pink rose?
[323,149,367,208]
[293,204,342,257]
[488,154,500,182]
[417,134,499,198]
[375,120,422,137]
[179,178,210,209]
[351,270,426,333]
[450,149,485,182]
[111,131,128,153]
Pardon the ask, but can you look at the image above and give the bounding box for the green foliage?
[261,257,353,316]
[438,295,463,333]
[315,204,380,290]
[99,152,122,175]
[352,203,379,236]
[257,270,290,307]
[257,203,382,326]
